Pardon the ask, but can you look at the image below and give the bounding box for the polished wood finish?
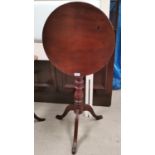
[42,2,115,154]
[43,2,115,76]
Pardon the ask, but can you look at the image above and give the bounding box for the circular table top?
[43,2,115,76]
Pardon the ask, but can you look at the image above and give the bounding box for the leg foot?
[84,104,103,120]
[72,110,79,154]
[72,142,77,154]
[34,113,45,122]
[56,104,74,120]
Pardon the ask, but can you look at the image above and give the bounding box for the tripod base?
[56,104,103,154]
[56,104,102,120]
[56,76,103,154]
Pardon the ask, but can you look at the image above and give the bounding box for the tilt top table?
[42,2,115,154]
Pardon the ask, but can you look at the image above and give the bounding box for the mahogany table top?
[43,2,115,76]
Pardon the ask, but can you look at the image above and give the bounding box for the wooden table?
[42,2,115,154]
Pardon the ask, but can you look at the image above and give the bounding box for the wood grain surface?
[43,2,115,76]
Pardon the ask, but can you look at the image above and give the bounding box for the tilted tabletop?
[43,2,115,76]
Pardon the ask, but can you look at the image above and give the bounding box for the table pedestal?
[56,76,103,154]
